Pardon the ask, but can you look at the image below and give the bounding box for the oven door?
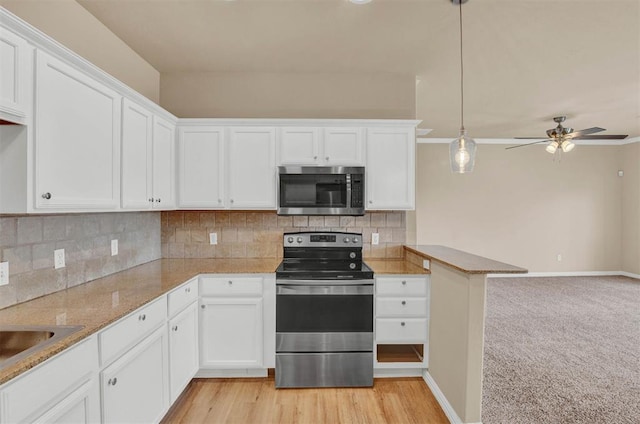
[275,281,373,353]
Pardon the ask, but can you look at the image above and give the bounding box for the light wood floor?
[161,377,448,424]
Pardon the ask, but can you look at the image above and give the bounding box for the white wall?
[0,0,160,102]
[415,143,625,273]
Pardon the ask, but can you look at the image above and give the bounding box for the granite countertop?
[0,257,422,384]
[404,245,528,274]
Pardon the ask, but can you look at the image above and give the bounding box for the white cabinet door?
[228,127,276,209]
[0,26,31,124]
[152,116,176,209]
[101,326,169,424]
[33,379,100,424]
[121,98,153,210]
[177,126,226,208]
[365,127,415,210]
[277,127,320,165]
[168,302,199,403]
[35,50,121,210]
[200,297,264,368]
[323,127,364,165]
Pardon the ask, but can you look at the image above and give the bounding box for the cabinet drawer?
[0,336,98,424]
[376,297,427,317]
[376,276,428,296]
[376,318,428,343]
[168,278,198,317]
[99,297,167,366]
[200,276,263,296]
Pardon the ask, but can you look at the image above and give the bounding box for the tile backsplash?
[162,211,406,260]
[0,212,161,309]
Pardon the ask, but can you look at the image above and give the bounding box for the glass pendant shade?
[561,140,575,152]
[449,128,477,173]
[546,140,559,154]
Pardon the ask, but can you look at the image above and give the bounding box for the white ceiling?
[77,0,640,139]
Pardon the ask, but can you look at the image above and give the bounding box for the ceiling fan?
[506,116,628,154]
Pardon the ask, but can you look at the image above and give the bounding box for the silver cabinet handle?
[401,300,406,305]
[172,325,178,332]
[108,377,118,386]
[401,322,406,326]
[42,192,52,199]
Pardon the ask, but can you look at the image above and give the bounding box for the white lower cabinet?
[374,275,430,375]
[198,274,274,374]
[100,326,169,424]
[0,336,100,424]
[168,302,199,403]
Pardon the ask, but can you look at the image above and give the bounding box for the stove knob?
[297,237,303,244]
[352,237,359,243]
[287,237,294,244]
[344,237,350,243]
[349,263,356,269]
[349,252,356,259]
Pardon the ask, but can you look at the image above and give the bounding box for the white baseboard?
[374,368,423,378]
[423,371,465,424]
[488,270,639,279]
[195,368,268,378]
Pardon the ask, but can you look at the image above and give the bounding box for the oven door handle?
[276,284,374,295]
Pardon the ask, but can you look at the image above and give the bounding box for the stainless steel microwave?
[277,166,365,216]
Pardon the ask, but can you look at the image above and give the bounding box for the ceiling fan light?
[561,140,575,152]
[545,141,558,154]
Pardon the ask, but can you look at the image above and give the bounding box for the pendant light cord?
[459,0,465,131]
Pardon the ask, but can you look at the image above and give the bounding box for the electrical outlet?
[0,262,8,286]
[209,232,218,245]
[54,249,65,269]
[372,233,380,245]
[557,254,562,262]
[423,259,430,270]
[111,239,118,256]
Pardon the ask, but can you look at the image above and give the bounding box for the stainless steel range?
[275,231,374,388]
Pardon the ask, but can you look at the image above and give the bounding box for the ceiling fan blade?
[566,127,605,138]
[572,134,628,140]
[505,139,551,150]
[515,137,550,139]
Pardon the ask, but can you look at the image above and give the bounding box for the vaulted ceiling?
[77,0,639,139]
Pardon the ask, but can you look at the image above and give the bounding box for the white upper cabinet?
[322,127,363,165]
[228,126,277,209]
[277,126,363,166]
[365,127,416,210]
[121,100,175,211]
[35,50,121,211]
[0,26,31,124]
[177,126,226,209]
[121,99,153,209]
[151,116,176,209]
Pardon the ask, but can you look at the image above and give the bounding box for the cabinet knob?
[156,198,161,203]
[313,156,318,160]
[108,377,118,386]
[369,200,373,204]
[185,287,190,293]
[401,300,406,306]
[228,280,233,285]
[149,198,154,202]
[230,199,234,204]
[325,156,329,161]
[401,280,406,285]
[401,322,406,327]
[218,199,222,204]
[201,304,205,309]
[42,192,52,200]
[172,325,178,332]
[139,314,146,321]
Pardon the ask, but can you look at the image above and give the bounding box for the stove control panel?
[283,232,363,248]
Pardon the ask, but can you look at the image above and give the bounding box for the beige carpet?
[482,276,640,424]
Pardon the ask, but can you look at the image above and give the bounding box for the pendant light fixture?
[449,0,477,173]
